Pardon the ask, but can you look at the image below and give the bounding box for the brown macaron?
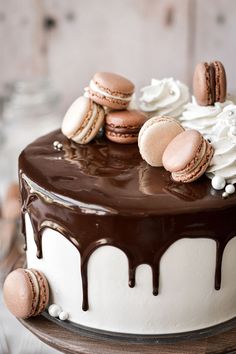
[193,61,227,106]
[87,72,135,110]
[105,109,147,144]
[162,129,214,183]
[3,268,49,319]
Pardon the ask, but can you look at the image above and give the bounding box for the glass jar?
[0,78,60,198]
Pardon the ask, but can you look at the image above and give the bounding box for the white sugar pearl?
[222,192,229,198]
[53,141,59,147]
[211,176,226,190]
[59,311,69,321]
[48,304,62,318]
[57,143,63,150]
[225,184,235,194]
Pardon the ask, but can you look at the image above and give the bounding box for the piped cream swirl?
[206,105,236,184]
[139,78,190,118]
[180,97,233,139]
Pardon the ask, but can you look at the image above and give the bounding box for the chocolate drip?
[19,130,236,311]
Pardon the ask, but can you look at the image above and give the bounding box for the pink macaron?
[3,268,49,319]
[162,129,214,183]
[87,72,135,110]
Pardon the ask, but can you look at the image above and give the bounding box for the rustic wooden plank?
[42,0,191,111]
[193,0,236,95]
[0,0,47,95]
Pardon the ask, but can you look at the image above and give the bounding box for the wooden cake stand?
[19,315,236,354]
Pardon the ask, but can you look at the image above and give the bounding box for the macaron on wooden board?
[61,96,105,144]
[193,61,227,106]
[3,268,49,319]
[87,72,135,110]
[162,129,214,183]
[105,109,147,144]
[138,116,184,167]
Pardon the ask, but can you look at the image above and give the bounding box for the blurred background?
[0,0,236,353]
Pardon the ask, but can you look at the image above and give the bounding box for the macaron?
[105,109,147,144]
[61,96,105,144]
[193,61,227,106]
[86,72,135,110]
[3,268,49,319]
[138,116,184,167]
[162,129,214,183]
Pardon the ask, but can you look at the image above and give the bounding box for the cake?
[9,65,236,337]
[18,128,236,334]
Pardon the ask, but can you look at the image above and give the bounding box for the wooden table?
[19,314,236,354]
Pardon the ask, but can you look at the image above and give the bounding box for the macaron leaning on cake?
[105,109,147,144]
[61,96,105,144]
[3,268,49,319]
[138,116,184,167]
[86,72,135,110]
[162,129,214,183]
[193,61,227,106]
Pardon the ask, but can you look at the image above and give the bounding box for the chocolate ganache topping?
[19,130,236,311]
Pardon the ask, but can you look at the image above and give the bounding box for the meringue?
[139,78,190,118]
[206,105,236,184]
[180,97,233,139]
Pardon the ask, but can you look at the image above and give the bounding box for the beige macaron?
[138,116,184,167]
[61,96,105,144]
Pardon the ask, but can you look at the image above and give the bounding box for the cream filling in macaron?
[25,269,40,315]
[72,102,98,143]
[88,80,132,102]
[80,104,104,144]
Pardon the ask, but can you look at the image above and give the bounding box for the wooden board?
[0,0,46,94]
[42,0,191,111]
[20,315,236,354]
[1,0,236,109]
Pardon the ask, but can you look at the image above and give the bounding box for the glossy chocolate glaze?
[19,130,236,311]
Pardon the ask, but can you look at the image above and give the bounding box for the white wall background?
[0,0,236,111]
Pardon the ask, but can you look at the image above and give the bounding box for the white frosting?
[139,78,190,118]
[87,80,132,102]
[206,105,236,184]
[180,98,236,184]
[180,97,232,138]
[25,213,236,334]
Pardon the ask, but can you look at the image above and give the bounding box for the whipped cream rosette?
[180,96,233,138]
[139,78,190,118]
[206,104,236,184]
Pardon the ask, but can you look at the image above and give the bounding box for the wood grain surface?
[20,315,236,354]
[1,0,236,111]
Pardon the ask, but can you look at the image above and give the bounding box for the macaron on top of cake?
[3,268,49,319]
[87,72,135,110]
[193,61,227,106]
[162,129,214,183]
[61,96,105,144]
[105,109,147,144]
[138,116,184,167]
